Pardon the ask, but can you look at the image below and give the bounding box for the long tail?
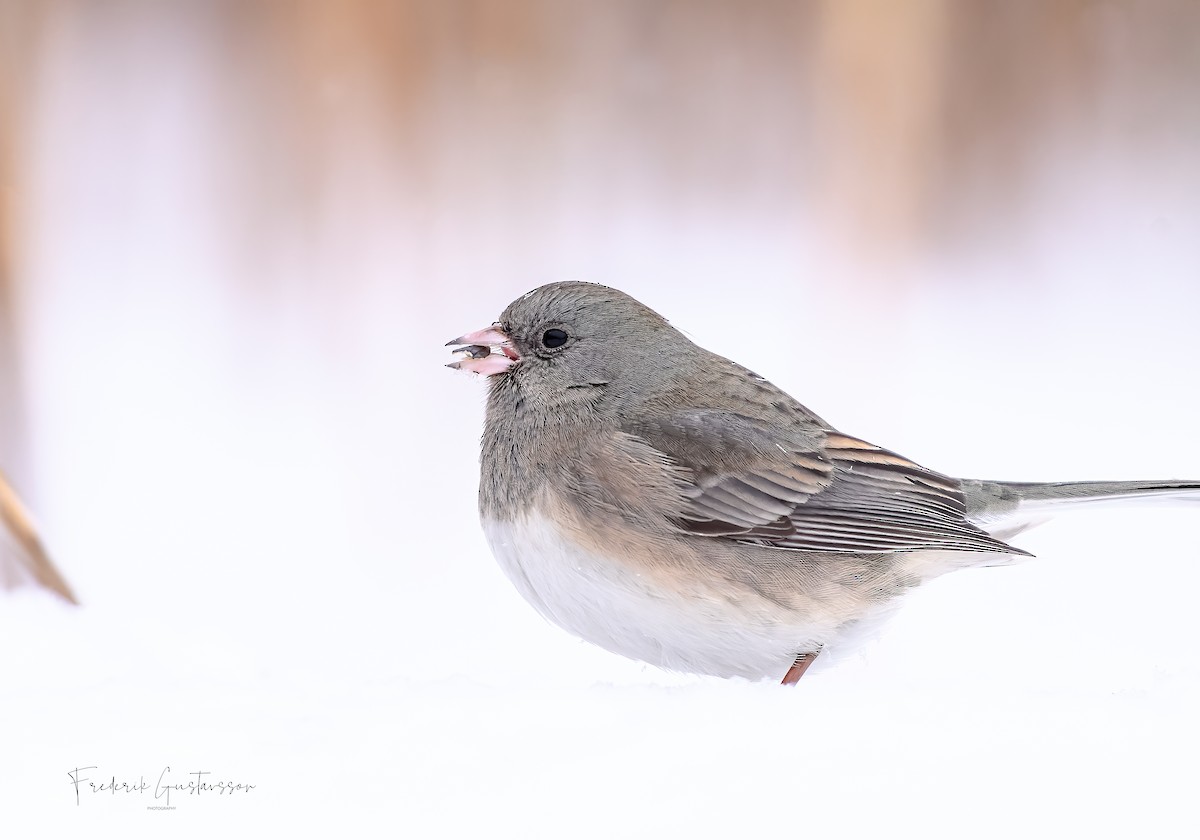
[962,478,1200,540]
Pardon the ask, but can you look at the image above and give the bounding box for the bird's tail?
[962,478,1200,541]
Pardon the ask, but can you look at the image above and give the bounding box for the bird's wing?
[618,410,1025,555]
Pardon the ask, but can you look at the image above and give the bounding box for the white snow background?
[2,7,1199,838]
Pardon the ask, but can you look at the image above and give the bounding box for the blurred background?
[2,1,1198,835]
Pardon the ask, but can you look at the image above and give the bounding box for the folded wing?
[624,411,1025,556]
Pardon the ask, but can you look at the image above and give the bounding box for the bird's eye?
[541,328,568,349]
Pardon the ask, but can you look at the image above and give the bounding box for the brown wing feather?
[626,415,1025,556]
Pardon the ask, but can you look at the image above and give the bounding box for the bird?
[446,281,1199,684]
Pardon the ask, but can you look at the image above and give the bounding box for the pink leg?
[781,649,820,685]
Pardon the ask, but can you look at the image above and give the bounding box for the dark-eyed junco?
[448,282,1199,683]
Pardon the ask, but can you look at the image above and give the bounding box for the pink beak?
[445,326,521,376]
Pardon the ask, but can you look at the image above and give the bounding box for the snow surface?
[5,239,1199,837]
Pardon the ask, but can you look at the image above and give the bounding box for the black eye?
[541,328,568,349]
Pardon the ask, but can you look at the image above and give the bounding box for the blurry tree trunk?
[814,0,949,269]
[1,1,29,487]
[0,4,76,604]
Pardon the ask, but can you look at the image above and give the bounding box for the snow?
[5,240,1198,836]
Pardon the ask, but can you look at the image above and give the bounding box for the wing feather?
[624,412,1025,556]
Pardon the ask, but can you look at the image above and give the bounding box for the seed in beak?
[452,344,492,360]
[445,325,520,375]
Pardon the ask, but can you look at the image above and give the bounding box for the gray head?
[447,282,692,412]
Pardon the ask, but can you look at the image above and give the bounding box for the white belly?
[482,513,852,680]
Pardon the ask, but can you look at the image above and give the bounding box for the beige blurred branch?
[0,469,77,604]
[814,0,949,268]
[0,3,74,604]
